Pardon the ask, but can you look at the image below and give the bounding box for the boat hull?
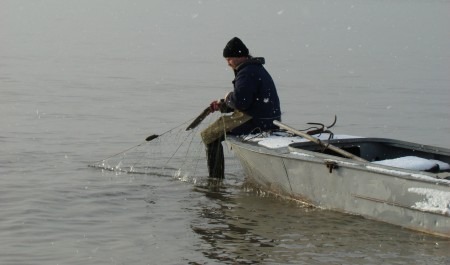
[226,137,450,238]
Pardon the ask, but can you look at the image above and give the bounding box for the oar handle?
[273,120,368,163]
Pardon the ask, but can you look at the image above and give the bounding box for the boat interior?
[289,138,450,174]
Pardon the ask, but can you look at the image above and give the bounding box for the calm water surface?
[1,0,449,264]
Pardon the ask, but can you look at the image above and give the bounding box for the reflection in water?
[191,180,263,264]
[190,180,450,265]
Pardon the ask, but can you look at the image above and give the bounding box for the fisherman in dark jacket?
[201,37,281,179]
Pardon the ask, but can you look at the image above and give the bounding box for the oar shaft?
[274,120,368,163]
[186,106,212,131]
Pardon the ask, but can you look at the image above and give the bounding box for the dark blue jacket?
[225,57,281,135]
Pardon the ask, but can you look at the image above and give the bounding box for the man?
[201,37,281,179]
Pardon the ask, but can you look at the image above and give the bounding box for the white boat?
[225,121,450,238]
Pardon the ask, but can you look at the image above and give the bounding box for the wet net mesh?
[89,112,240,182]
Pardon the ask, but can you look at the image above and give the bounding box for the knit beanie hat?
[223,37,249,58]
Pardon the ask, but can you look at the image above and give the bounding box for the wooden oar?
[186,106,211,131]
[273,120,368,162]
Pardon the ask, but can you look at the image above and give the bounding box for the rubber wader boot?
[206,137,224,179]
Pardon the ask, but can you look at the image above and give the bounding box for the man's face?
[225,57,247,70]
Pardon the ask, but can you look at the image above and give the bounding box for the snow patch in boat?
[249,133,359,149]
[408,188,450,215]
[374,156,450,171]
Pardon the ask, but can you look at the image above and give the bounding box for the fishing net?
[89,111,241,183]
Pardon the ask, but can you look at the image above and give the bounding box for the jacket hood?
[235,57,265,72]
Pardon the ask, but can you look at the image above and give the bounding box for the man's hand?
[209,99,225,112]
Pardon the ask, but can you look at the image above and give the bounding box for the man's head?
[223,37,249,69]
[223,37,249,58]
